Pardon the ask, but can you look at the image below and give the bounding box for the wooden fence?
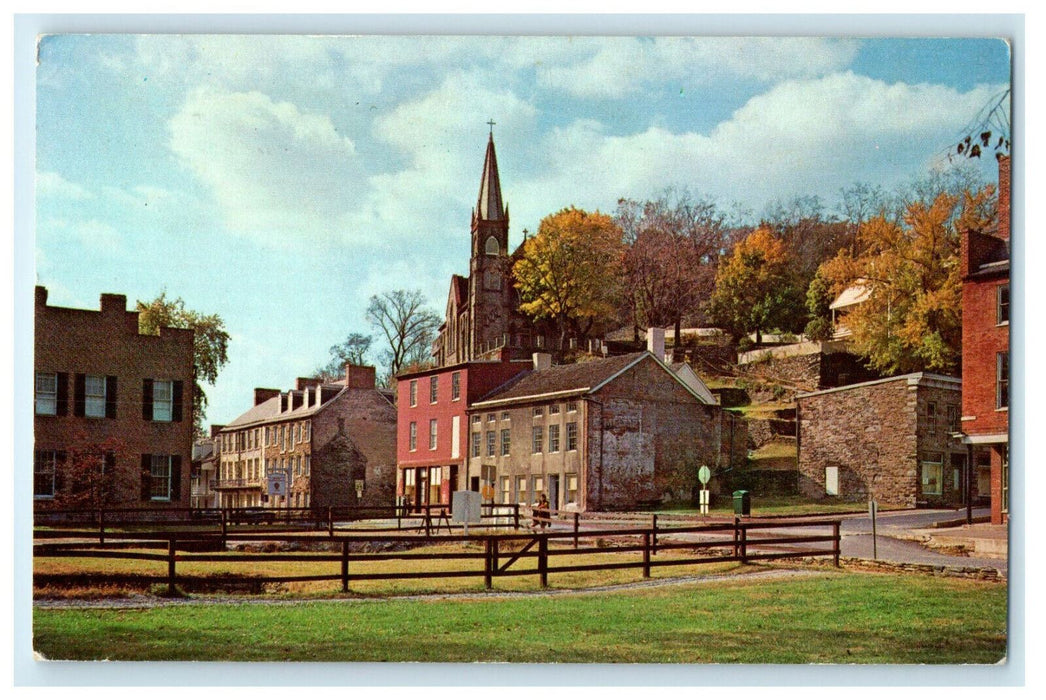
[34,518,841,594]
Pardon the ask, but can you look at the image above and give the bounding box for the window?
[487,413,496,423]
[1001,447,1009,514]
[429,419,438,450]
[471,431,481,457]
[430,376,439,403]
[997,352,1009,409]
[500,429,511,456]
[567,401,578,413]
[566,474,578,504]
[946,405,960,433]
[486,431,496,457]
[920,453,944,496]
[408,421,417,451]
[452,372,461,401]
[305,455,311,476]
[485,235,500,256]
[472,415,481,425]
[149,455,174,501]
[517,475,528,505]
[76,374,115,419]
[147,379,176,422]
[501,411,510,421]
[548,424,561,452]
[532,426,543,453]
[35,372,59,415]
[550,404,560,415]
[566,422,578,451]
[532,476,544,499]
[500,476,512,504]
[997,284,1009,324]
[409,380,418,407]
[532,407,544,418]
[926,402,937,433]
[34,450,58,498]
[429,467,442,504]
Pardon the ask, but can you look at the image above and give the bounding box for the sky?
[32,31,1012,428]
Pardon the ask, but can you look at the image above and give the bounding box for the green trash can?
[733,490,751,516]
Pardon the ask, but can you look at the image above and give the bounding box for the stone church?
[432,132,555,367]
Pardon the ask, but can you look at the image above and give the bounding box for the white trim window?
[34,450,58,498]
[409,422,418,452]
[920,453,944,496]
[428,419,438,450]
[409,380,418,407]
[430,376,439,404]
[548,424,561,453]
[566,422,578,451]
[997,352,1009,409]
[35,372,58,415]
[151,455,174,501]
[84,374,106,418]
[566,474,579,504]
[997,284,1009,325]
[153,380,174,422]
[486,430,496,457]
[532,426,543,453]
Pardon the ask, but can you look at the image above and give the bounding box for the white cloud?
[167,88,362,246]
[35,171,92,201]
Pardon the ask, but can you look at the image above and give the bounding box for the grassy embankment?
[33,570,1007,663]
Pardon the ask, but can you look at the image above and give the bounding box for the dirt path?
[34,565,827,610]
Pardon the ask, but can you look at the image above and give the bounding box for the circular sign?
[698,465,711,485]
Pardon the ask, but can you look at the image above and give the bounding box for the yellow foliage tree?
[513,207,626,348]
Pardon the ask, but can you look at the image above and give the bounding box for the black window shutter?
[105,376,118,419]
[170,455,182,501]
[172,381,184,423]
[141,454,152,500]
[142,379,153,421]
[73,374,86,417]
[56,373,69,416]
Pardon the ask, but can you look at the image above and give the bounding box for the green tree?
[818,185,996,375]
[513,206,626,348]
[708,227,805,345]
[137,293,230,437]
[314,333,373,381]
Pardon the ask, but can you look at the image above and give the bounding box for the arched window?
[484,236,500,256]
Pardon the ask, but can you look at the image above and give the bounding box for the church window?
[484,236,500,256]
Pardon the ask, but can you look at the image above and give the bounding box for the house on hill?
[466,345,745,512]
[215,364,396,510]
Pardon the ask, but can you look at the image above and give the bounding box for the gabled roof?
[830,282,871,311]
[222,383,346,429]
[476,133,505,221]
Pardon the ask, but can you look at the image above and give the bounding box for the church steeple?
[476,129,506,222]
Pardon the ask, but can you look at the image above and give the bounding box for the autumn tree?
[137,293,230,438]
[817,184,996,375]
[513,206,626,349]
[313,332,373,381]
[708,227,806,345]
[366,289,440,380]
[616,190,727,337]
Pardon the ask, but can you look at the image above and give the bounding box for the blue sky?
[33,33,1011,428]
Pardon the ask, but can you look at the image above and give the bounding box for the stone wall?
[797,374,963,506]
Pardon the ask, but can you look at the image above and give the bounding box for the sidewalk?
[909,521,1009,560]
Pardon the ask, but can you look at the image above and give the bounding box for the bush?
[804,317,833,342]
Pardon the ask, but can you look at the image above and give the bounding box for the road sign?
[698,465,711,486]
[267,471,288,497]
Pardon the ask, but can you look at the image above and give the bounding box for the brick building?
[34,286,195,509]
[960,154,1011,524]
[395,351,530,510]
[432,131,555,367]
[796,374,966,507]
[467,349,746,512]
[216,364,397,510]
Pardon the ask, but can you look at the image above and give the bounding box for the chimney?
[280,392,289,413]
[533,353,552,371]
[647,327,666,360]
[291,390,305,410]
[209,424,226,438]
[254,388,280,406]
[35,285,48,307]
[997,154,1011,241]
[296,377,322,391]
[345,363,376,390]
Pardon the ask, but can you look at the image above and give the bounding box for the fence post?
[484,538,493,590]
[652,514,658,555]
[573,512,580,549]
[539,534,549,588]
[341,540,350,593]
[328,506,334,538]
[833,521,841,567]
[98,508,105,545]
[513,505,519,530]
[733,516,739,559]
[740,524,748,564]
[220,509,228,547]
[424,513,431,537]
[167,538,177,596]
[643,532,651,578]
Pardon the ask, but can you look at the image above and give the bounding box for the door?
[416,467,429,511]
[548,474,560,510]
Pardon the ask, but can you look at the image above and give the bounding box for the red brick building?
[395,351,529,510]
[34,286,195,509]
[960,155,1011,524]
[216,364,397,511]
[468,351,746,512]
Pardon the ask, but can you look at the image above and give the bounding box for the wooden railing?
[33,518,841,595]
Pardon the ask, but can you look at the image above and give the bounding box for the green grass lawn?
[33,570,1007,663]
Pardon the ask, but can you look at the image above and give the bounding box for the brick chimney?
[296,377,323,391]
[647,327,666,361]
[254,388,280,406]
[345,363,376,390]
[533,353,552,371]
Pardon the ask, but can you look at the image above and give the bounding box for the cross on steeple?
[487,118,496,134]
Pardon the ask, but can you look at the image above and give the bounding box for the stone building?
[466,349,746,512]
[216,364,396,510]
[190,425,223,509]
[960,154,1010,524]
[34,286,195,510]
[796,373,966,507]
[432,131,555,367]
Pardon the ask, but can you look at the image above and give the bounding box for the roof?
[474,352,646,405]
[796,372,960,400]
[222,383,347,430]
[476,133,505,221]
[829,282,871,311]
